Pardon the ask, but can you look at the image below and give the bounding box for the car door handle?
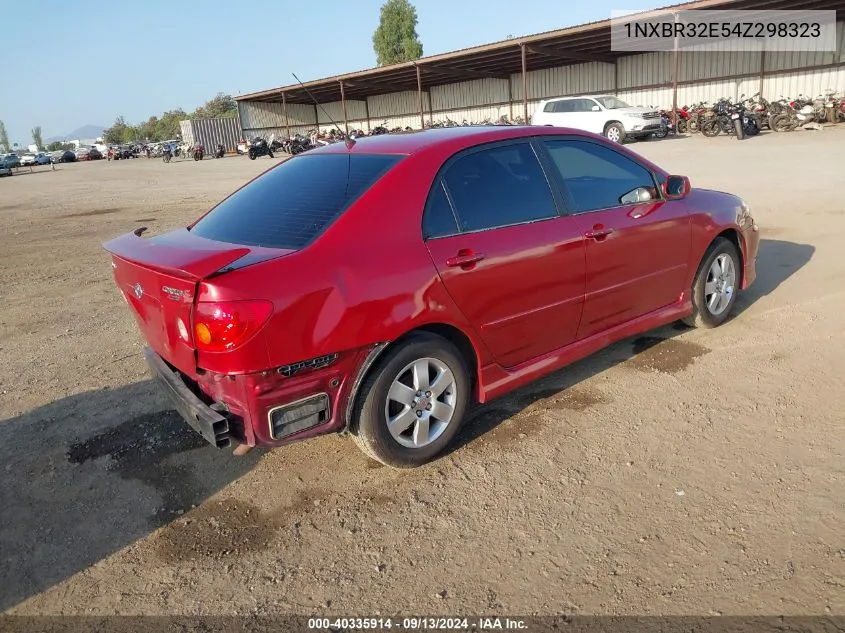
[585,227,614,240]
[446,252,486,268]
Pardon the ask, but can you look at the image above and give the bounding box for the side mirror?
[591,105,601,112]
[664,175,691,199]
[619,186,654,205]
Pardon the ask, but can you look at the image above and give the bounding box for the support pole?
[282,92,290,140]
[416,64,425,129]
[508,74,514,121]
[364,98,371,134]
[339,81,348,135]
[521,43,528,123]
[671,12,680,135]
[614,58,619,96]
[759,43,766,98]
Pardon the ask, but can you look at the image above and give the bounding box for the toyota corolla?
[103,126,759,468]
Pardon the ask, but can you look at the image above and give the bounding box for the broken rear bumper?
[143,347,233,448]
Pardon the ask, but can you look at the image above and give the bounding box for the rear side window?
[443,142,558,232]
[190,153,402,249]
[544,100,571,113]
[422,180,459,239]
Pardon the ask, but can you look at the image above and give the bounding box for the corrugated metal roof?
[236,0,845,105]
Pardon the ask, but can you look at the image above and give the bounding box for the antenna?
[292,73,346,137]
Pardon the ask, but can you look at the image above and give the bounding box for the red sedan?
[104,126,759,468]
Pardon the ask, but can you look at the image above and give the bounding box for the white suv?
[531,95,662,143]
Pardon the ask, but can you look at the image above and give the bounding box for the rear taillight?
[192,300,273,352]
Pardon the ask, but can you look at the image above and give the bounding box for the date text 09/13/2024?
[307,617,527,630]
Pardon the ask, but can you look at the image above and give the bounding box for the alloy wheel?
[383,357,457,449]
[705,253,736,316]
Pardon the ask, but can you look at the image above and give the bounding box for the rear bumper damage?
[143,345,374,451]
[144,347,234,448]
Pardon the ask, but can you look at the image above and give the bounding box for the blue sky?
[1,0,648,145]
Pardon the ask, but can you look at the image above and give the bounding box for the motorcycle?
[700,99,735,137]
[193,143,204,161]
[247,137,274,160]
[728,101,759,140]
[162,145,173,163]
[214,143,225,158]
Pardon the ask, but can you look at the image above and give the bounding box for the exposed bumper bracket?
[144,347,232,448]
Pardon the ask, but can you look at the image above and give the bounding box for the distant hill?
[45,125,106,143]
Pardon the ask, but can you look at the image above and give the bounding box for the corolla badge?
[133,283,144,299]
[162,286,187,302]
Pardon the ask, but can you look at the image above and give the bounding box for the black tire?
[734,119,745,140]
[248,148,257,160]
[682,237,741,329]
[603,122,626,143]
[701,120,721,137]
[772,113,796,132]
[350,332,471,468]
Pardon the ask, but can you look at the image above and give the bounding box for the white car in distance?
[531,94,663,143]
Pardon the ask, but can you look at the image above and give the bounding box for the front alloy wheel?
[683,237,741,328]
[351,333,470,468]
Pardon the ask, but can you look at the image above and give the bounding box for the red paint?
[103,126,759,450]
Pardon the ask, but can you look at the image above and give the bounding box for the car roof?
[310,125,605,156]
[543,94,611,102]
[306,125,669,179]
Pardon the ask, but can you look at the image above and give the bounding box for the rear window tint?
[190,153,402,249]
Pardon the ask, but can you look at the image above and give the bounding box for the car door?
[538,136,692,340]
[563,99,599,134]
[423,140,586,369]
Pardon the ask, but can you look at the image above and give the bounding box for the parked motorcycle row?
[241,115,532,159]
[654,89,845,140]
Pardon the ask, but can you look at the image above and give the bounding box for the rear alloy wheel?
[683,237,741,328]
[604,122,625,143]
[351,333,470,468]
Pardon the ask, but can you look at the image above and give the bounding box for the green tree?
[31,126,43,149]
[103,116,129,144]
[191,93,238,119]
[46,141,75,151]
[372,0,423,66]
[0,120,9,152]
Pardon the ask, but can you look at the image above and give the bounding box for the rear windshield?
[189,153,403,250]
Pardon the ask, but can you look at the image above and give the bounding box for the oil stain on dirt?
[459,386,610,452]
[63,207,123,218]
[628,336,710,373]
[67,410,208,525]
[134,217,157,222]
[151,488,331,563]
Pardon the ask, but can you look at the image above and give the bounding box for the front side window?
[443,143,558,232]
[542,139,657,213]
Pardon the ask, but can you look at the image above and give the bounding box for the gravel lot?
[1,129,843,616]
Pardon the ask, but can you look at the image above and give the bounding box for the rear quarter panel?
[198,153,496,376]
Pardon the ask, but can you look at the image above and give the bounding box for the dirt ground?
[1,129,843,617]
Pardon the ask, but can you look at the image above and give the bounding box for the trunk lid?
[103,227,292,375]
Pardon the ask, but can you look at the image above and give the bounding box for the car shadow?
[0,379,261,611]
[448,237,814,456]
[732,237,815,316]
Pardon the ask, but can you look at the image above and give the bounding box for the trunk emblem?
[162,286,188,301]
[133,283,144,299]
